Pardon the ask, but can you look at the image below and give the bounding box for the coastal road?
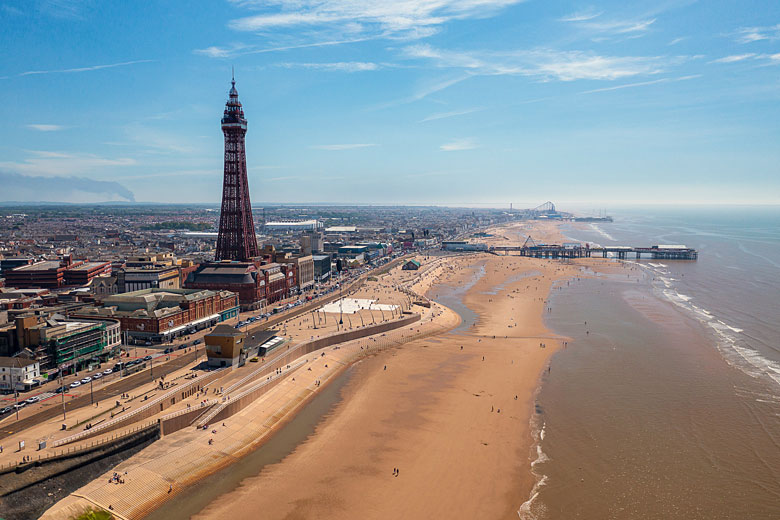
[0,256,408,441]
[0,349,203,441]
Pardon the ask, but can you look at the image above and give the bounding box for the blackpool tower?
[215,74,260,261]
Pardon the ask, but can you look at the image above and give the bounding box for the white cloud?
[559,10,602,22]
[710,53,756,64]
[404,44,668,81]
[19,60,154,76]
[581,74,699,94]
[193,45,243,58]
[579,18,656,35]
[277,61,379,72]
[440,138,477,151]
[668,37,687,46]
[560,11,655,37]
[26,124,65,131]
[0,150,136,177]
[310,143,378,150]
[733,24,780,44]
[419,107,482,122]
[226,0,526,40]
[194,37,373,59]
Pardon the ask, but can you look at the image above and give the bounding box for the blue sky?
[1,0,778,206]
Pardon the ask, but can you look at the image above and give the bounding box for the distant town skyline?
[1,0,779,205]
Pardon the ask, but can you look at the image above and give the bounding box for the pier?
[490,238,698,260]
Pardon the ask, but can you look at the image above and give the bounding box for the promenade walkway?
[41,285,458,520]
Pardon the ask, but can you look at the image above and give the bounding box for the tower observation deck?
[215,74,260,261]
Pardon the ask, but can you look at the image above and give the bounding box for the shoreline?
[37,277,459,520]
[191,245,594,519]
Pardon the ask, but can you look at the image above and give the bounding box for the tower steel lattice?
[215,75,259,261]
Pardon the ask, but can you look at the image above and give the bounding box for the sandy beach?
[193,228,595,519]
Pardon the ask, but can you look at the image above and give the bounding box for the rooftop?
[68,261,110,271]
[0,357,38,368]
[12,261,63,271]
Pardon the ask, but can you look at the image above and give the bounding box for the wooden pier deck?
[490,243,698,260]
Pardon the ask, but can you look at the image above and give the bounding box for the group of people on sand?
[109,471,126,484]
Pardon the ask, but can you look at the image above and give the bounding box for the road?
[0,349,203,440]
[0,255,409,441]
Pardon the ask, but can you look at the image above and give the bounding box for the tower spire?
[216,72,258,262]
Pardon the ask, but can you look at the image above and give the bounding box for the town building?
[205,324,246,368]
[63,261,112,286]
[117,264,181,292]
[185,261,267,310]
[0,357,40,392]
[4,260,69,288]
[403,259,421,270]
[441,241,489,252]
[312,255,332,281]
[265,220,322,233]
[73,288,239,344]
[292,255,314,290]
[3,257,111,289]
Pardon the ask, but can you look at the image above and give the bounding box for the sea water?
[523,206,780,519]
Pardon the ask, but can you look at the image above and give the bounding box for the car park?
[70,381,81,388]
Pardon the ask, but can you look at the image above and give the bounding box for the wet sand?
[194,250,591,519]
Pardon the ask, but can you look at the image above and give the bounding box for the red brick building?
[63,261,112,286]
[72,288,239,343]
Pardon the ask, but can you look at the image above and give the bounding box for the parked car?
[92,372,102,379]
[193,339,202,345]
[143,355,152,361]
[13,403,25,410]
[80,377,91,384]
[103,368,113,375]
[25,396,39,404]
[70,381,81,388]
[0,406,13,415]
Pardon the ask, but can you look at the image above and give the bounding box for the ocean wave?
[517,476,548,520]
[588,224,617,242]
[654,279,780,389]
[519,417,550,520]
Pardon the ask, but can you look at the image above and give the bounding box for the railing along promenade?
[52,368,225,447]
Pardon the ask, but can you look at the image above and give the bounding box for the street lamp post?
[90,377,94,405]
[14,357,21,421]
[59,365,66,421]
[339,284,343,326]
